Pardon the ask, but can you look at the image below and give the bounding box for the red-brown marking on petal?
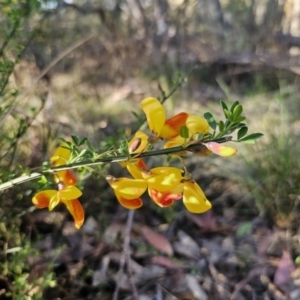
[150,189,182,207]
[135,158,148,170]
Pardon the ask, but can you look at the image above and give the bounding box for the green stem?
[0,137,231,192]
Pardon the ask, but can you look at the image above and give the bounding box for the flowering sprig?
[0,98,263,229]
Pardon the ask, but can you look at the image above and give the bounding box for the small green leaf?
[71,135,80,146]
[38,176,48,184]
[237,126,248,140]
[179,125,189,139]
[79,138,87,146]
[234,116,246,123]
[230,101,240,113]
[233,104,243,120]
[218,120,224,132]
[220,100,228,111]
[204,112,217,130]
[85,139,95,152]
[239,133,263,143]
[224,109,232,121]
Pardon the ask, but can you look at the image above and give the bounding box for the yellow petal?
[147,167,183,192]
[186,115,210,135]
[141,97,165,136]
[160,112,189,139]
[183,181,212,213]
[110,178,147,199]
[48,194,60,211]
[63,199,85,229]
[125,162,144,179]
[115,193,143,209]
[128,131,149,154]
[59,186,82,200]
[50,143,71,166]
[205,142,237,157]
[54,170,77,185]
[163,135,185,148]
[32,190,57,208]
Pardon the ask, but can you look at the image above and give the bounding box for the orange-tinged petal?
[59,186,82,200]
[183,181,211,213]
[115,192,143,209]
[135,158,148,170]
[63,199,85,229]
[110,178,147,199]
[163,135,185,148]
[54,170,77,185]
[205,142,237,157]
[32,190,57,208]
[186,115,210,135]
[50,143,71,166]
[147,168,183,192]
[128,131,149,154]
[141,97,165,136]
[160,112,189,139]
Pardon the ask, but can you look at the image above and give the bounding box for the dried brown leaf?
[141,225,173,256]
[187,211,216,231]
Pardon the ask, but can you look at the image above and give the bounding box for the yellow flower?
[32,184,84,229]
[50,143,77,185]
[141,97,188,142]
[144,167,211,213]
[106,176,147,209]
[164,115,210,148]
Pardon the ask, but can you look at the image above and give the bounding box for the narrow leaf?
[230,101,240,113]
[218,120,224,132]
[204,112,217,130]
[233,104,243,120]
[220,100,228,111]
[85,140,95,152]
[234,116,246,123]
[79,138,87,146]
[239,133,263,143]
[71,135,80,146]
[237,126,248,140]
[224,109,232,121]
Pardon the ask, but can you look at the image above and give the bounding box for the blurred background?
[1,0,300,299]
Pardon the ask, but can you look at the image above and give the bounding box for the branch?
[0,136,231,192]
